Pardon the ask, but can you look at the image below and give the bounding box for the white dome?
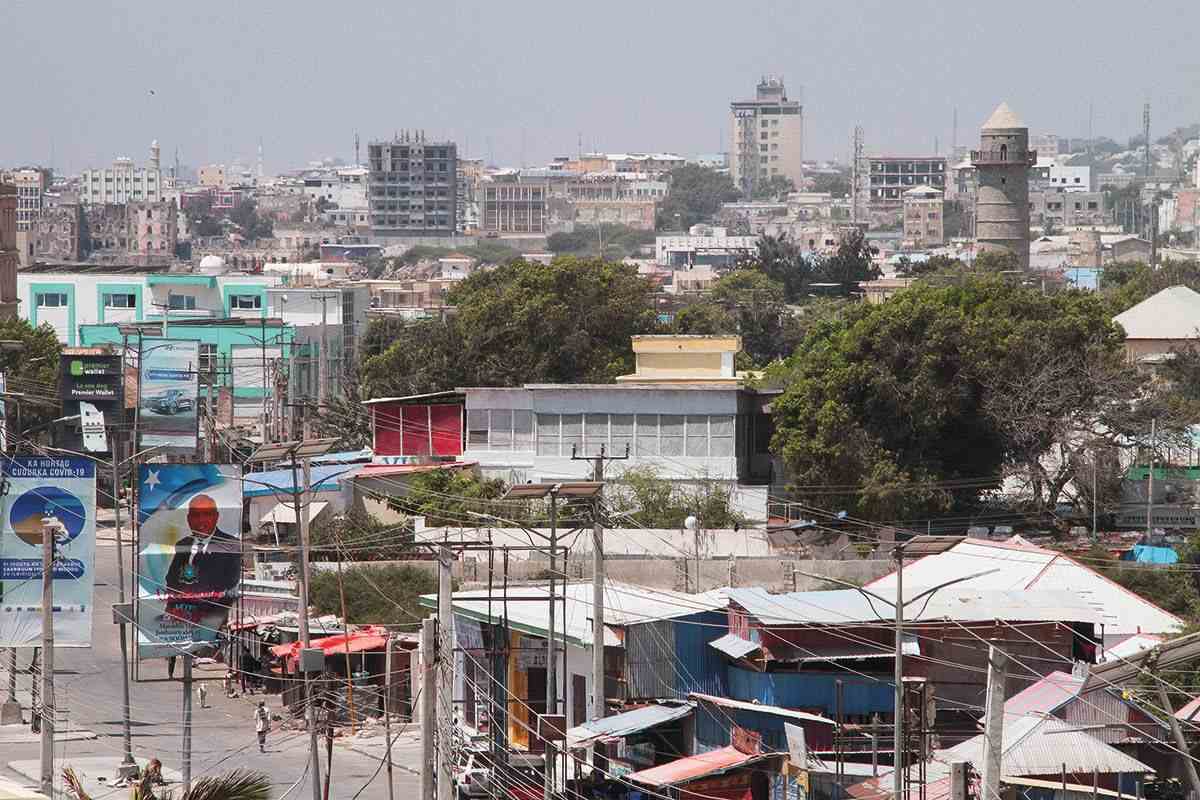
[198,255,227,273]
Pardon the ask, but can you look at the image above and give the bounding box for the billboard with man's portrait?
[136,464,241,658]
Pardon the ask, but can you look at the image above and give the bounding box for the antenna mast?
[851,126,865,224]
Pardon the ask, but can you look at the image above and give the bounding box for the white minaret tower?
[257,138,264,179]
[150,139,161,171]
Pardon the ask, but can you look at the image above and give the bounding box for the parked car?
[146,389,193,415]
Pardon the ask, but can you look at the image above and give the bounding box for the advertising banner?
[138,340,199,453]
[136,464,241,658]
[60,354,124,454]
[0,457,97,647]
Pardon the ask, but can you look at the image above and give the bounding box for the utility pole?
[335,551,356,731]
[436,547,454,800]
[892,545,904,800]
[545,489,558,800]
[979,645,1008,800]
[1147,419,1157,537]
[384,636,396,800]
[40,518,56,798]
[298,456,322,800]
[182,654,193,791]
[1153,674,1200,800]
[311,292,333,407]
[112,450,138,779]
[421,617,436,800]
[570,444,629,723]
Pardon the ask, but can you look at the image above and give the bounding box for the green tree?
[752,175,796,201]
[656,165,740,230]
[1101,259,1200,313]
[362,257,658,396]
[972,250,1022,273]
[387,468,508,528]
[309,563,439,625]
[1085,545,1200,622]
[308,507,409,561]
[228,199,273,240]
[770,276,1134,520]
[738,233,814,302]
[816,227,880,295]
[609,466,746,529]
[0,317,64,434]
[811,171,851,197]
[708,270,803,365]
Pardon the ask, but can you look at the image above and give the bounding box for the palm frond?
[180,770,271,800]
[62,767,92,800]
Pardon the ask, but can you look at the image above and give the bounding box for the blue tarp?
[242,464,357,497]
[1123,544,1179,564]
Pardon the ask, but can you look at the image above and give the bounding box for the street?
[1,522,423,800]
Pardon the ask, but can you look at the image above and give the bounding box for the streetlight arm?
[899,568,999,609]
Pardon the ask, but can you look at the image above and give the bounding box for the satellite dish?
[684,515,698,531]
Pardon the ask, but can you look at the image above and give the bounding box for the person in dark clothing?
[164,494,241,631]
[165,494,241,595]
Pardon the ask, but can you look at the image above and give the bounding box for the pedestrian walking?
[198,681,208,709]
[255,701,270,752]
[224,670,237,698]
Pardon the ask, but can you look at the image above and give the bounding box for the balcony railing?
[971,149,1037,166]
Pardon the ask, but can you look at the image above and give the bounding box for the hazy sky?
[7,0,1200,175]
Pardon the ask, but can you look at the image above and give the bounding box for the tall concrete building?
[730,77,803,197]
[972,102,1036,269]
[366,133,457,237]
[79,143,163,205]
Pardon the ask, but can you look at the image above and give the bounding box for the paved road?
[1,526,422,800]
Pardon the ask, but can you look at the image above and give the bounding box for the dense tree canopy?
[362,257,658,397]
[769,276,1134,521]
[0,318,64,434]
[656,165,740,230]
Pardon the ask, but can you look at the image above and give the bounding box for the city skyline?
[6,0,1200,175]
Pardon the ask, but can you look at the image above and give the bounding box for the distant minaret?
[257,138,264,179]
[972,102,1034,269]
[150,139,161,171]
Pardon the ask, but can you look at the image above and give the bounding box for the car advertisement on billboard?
[0,457,97,647]
[138,339,199,453]
[60,354,124,453]
[136,463,241,658]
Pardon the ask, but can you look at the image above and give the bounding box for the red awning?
[270,626,390,659]
[624,746,773,788]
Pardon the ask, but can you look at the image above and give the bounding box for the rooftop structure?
[972,102,1035,269]
[730,76,804,197]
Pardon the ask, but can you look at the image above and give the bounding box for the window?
[660,415,685,456]
[582,413,608,456]
[467,409,489,449]
[36,292,67,307]
[230,294,262,310]
[168,294,197,310]
[199,343,218,373]
[635,415,658,457]
[686,415,708,457]
[514,410,534,451]
[104,293,137,308]
[537,414,559,456]
[710,415,735,457]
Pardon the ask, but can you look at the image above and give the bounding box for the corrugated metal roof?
[242,464,356,497]
[689,692,836,726]
[1104,633,1164,662]
[418,581,725,648]
[709,633,760,659]
[565,700,694,747]
[865,538,1183,636]
[1089,630,1200,687]
[624,745,774,788]
[1004,670,1084,719]
[944,715,1153,776]
[726,584,1100,626]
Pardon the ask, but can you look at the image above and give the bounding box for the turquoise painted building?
[79,317,301,423]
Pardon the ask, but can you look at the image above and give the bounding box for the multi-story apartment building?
[127,200,179,255]
[481,172,547,234]
[867,156,947,208]
[457,158,484,232]
[366,135,457,237]
[902,185,944,247]
[1031,157,1091,192]
[730,77,804,196]
[8,167,52,231]
[1029,190,1106,228]
[79,143,163,205]
[0,183,19,319]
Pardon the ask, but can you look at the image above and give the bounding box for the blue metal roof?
[242,464,358,497]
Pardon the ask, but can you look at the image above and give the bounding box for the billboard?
[138,340,199,453]
[0,457,97,647]
[136,464,241,658]
[60,354,124,453]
